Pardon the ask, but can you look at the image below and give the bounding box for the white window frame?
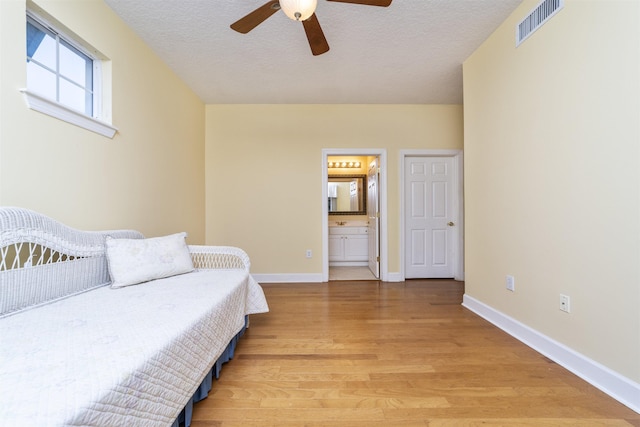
[22,9,117,138]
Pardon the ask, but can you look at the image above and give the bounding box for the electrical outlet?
[560,294,571,313]
[505,275,515,292]
[305,249,312,258]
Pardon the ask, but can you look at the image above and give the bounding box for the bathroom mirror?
[328,175,366,215]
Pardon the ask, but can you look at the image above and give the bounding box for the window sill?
[20,89,118,139]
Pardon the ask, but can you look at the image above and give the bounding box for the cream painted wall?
[464,0,639,383]
[0,0,205,241]
[205,105,463,275]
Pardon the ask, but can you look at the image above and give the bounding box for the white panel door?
[367,158,380,278]
[404,156,455,278]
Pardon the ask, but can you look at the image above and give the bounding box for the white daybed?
[0,207,269,427]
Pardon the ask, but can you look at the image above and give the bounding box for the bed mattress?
[0,269,267,426]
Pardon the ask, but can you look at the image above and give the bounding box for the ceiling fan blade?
[302,13,330,56]
[230,1,281,34]
[326,0,392,6]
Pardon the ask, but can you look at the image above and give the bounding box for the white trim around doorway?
[322,149,389,282]
[399,149,464,281]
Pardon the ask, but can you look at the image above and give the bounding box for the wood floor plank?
[426,419,634,426]
[190,280,639,426]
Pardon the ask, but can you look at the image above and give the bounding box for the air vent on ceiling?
[516,0,564,46]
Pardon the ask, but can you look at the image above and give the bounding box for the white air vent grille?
[516,0,564,46]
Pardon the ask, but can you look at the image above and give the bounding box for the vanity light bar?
[328,161,361,168]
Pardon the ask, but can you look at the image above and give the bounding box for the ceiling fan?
[230,0,392,56]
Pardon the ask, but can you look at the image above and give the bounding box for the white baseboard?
[253,273,323,283]
[254,272,404,283]
[329,262,368,267]
[462,294,640,414]
[385,272,404,282]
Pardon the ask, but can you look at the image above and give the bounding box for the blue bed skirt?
[171,317,247,427]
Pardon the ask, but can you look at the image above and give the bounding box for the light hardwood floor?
[191,280,640,427]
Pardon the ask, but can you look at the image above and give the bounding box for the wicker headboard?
[0,207,143,317]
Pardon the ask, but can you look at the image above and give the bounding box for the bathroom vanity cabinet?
[328,226,368,266]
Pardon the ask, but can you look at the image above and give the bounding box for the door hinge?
[376,256,380,262]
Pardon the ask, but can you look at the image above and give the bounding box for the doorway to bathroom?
[322,149,387,282]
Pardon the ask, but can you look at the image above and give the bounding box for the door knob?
[448,222,455,226]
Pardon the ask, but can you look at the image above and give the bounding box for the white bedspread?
[0,269,268,427]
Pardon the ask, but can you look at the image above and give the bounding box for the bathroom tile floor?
[329,266,378,281]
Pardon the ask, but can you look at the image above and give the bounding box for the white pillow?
[106,232,194,288]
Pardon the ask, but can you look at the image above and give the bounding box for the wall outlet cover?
[506,275,515,291]
[560,294,571,313]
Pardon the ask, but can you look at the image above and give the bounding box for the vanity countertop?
[329,220,368,227]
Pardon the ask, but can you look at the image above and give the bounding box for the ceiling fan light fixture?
[279,0,317,21]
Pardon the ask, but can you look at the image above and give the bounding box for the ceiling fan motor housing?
[279,0,318,21]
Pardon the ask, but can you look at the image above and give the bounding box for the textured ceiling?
[103,0,523,104]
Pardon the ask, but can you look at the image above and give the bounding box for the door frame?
[322,149,388,282]
[399,149,464,281]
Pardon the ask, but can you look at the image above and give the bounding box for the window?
[27,15,94,116]
[22,10,116,138]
